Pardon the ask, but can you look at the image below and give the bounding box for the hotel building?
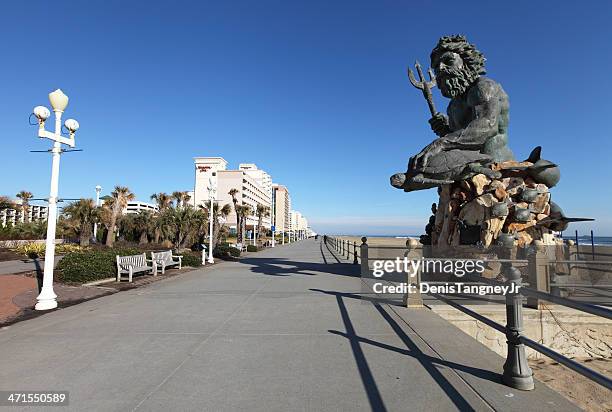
[193,157,272,232]
[0,201,48,227]
[272,184,291,233]
[290,210,310,238]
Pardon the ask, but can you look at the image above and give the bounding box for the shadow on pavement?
[33,257,43,293]
[239,257,360,278]
[313,288,502,411]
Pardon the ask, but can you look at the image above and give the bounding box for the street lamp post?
[207,177,215,264]
[93,185,102,241]
[254,221,257,246]
[31,89,80,311]
[271,188,275,248]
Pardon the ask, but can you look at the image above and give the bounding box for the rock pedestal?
[422,160,561,249]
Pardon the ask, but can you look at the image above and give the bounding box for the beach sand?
[335,236,416,247]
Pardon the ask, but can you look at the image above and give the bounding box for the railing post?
[345,240,349,259]
[353,241,358,265]
[360,237,369,277]
[526,246,549,309]
[404,239,423,308]
[502,265,534,390]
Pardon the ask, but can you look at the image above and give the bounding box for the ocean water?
[570,236,612,246]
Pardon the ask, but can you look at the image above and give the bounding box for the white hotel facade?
[0,201,48,227]
[192,156,311,237]
[193,157,272,232]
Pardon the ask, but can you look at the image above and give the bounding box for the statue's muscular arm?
[443,78,501,150]
[412,78,502,170]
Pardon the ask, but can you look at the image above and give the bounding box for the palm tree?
[150,192,172,243]
[62,199,98,246]
[0,196,14,210]
[16,191,33,223]
[98,198,115,242]
[191,207,209,247]
[256,204,270,244]
[172,191,191,208]
[235,204,252,244]
[163,205,199,249]
[228,188,240,241]
[105,186,135,247]
[133,211,154,244]
[213,203,232,248]
[151,192,173,210]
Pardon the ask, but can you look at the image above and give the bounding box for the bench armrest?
[172,255,183,258]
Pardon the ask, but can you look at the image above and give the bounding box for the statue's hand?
[428,113,450,137]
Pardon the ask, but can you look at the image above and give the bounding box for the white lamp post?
[93,185,102,240]
[207,177,215,264]
[31,89,80,311]
[271,189,275,248]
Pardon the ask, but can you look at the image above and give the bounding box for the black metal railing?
[325,235,612,392]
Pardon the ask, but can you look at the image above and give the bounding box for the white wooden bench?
[116,253,154,282]
[151,250,182,274]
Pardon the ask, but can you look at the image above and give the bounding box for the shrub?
[0,221,47,241]
[57,248,139,284]
[181,253,202,267]
[213,243,230,258]
[211,242,241,259]
[14,242,86,259]
[56,244,86,254]
[15,242,46,259]
[246,245,258,252]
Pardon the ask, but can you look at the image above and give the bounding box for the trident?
[408,61,437,116]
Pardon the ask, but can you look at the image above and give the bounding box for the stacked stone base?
[422,160,561,249]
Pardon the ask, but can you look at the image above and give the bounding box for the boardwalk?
[0,239,577,411]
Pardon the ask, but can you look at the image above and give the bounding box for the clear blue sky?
[1,1,611,236]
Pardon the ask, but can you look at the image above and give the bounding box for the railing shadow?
[312,288,501,411]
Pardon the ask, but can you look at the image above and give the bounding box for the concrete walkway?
[0,240,577,411]
[0,257,61,276]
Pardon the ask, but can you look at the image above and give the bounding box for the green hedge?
[57,248,140,284]
[181,253,202,267]
[246,245,258,252]
[213,243,240,258]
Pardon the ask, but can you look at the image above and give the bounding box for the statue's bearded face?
[432,51,479,98]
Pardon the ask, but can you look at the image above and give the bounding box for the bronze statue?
[391,35,514,192]
[389,35,596,248]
